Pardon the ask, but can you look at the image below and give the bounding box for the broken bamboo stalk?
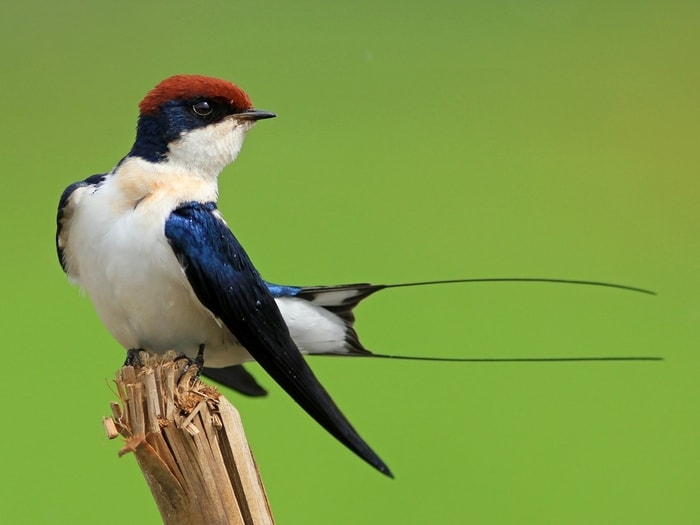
[103,351,274,525]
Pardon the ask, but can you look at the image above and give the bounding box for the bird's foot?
[124,348,145,367]
[174,344,206,383]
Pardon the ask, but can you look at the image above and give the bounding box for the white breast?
[63,158,251,367]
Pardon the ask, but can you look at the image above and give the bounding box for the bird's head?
[128,75,275,178]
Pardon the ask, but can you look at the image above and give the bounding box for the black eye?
[192,100,213,116]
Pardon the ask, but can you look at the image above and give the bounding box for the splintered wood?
[104,352,274,525]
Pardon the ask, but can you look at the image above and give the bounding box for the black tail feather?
[317,352,664,363]
[202,365,268,397]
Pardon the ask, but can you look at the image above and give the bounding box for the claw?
[175,344,206,383]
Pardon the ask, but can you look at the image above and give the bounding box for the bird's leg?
[124,348,145,367]
[194,343,205,370]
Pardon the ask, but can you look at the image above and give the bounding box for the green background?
[1,1,697,523]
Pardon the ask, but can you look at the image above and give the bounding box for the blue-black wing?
[56,173,107,272]
[165,201,392,477]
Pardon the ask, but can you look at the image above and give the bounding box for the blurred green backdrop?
[1,1,697,523]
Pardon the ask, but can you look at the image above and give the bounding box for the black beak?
[235,109,277,121]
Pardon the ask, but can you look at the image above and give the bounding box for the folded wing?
[165,201,392,477]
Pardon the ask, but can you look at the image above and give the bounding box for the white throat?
[165,117,255,180]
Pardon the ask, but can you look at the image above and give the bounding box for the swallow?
[57,75,657,477]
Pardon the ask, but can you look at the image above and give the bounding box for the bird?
[56,74,394,476]
[56,75,657,478]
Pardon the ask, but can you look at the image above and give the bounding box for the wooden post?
[103,351,275,525]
